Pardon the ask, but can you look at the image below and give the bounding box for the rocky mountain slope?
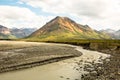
[0,25,16,39]
[11,28,37,38]
[114,30,120,39]
[28,16,111,41]
[100,29,120,39]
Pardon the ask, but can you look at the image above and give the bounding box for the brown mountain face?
[11,28,37,38]
[0,25,16,39]
[28,16,111,41]
[100,29,120,39]
[0,25,11,35]
[30,16,93,36]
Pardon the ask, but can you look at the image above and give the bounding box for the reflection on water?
[0,46,109,80]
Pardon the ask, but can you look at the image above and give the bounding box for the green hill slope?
[0,25,16,39]
[27,16,111,42]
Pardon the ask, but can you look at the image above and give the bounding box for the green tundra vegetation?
[0,33,16,39]
[24,38,120,49]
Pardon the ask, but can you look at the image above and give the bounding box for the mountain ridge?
[0,25,16,39]
[28,16,111,41]
[100,29,120,39]
[0,25,37,39]
[11,28,37,38]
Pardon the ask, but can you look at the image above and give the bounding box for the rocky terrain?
[100,29,120,39]
[0,25,16,39]
[0,41,110,80]
[0,41,82,73]
[0,25,10,35]
[1,16,120,40]
[0,40,119,80]
[0,25,37,39]
[79,42,120,80]
[27,16,111,42]
[11,28,37,38]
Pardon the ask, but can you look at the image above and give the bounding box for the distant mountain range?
[0,16,120,40]
[100,29,120,39]
[0,25,16,39]
[28,16,111,41]
[11,28,37,38]
[0,25,37,39]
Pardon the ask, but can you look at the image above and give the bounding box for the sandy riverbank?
[0,41,110,80]
[0,41,82,73]
[82,45,120,80]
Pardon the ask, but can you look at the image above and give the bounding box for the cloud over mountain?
[0,5,54,28]
[21,0,120,30]
[0,0,120,30]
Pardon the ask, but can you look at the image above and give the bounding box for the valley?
[0,40,119,80]
[0,41,110,80]
[28,16,111,41]
[0,41,82,73]
[1,0,120,79]
[0,16,120,80]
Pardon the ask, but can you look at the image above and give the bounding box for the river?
[0,44,109,80]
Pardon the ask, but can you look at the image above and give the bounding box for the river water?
[0,45,109,80]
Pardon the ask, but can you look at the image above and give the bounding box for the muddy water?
[0,45,109,80]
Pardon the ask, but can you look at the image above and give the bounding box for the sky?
[0,0,120,30]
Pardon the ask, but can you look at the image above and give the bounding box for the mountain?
[100,29,116,39]
[100,29,120,39]
[0,25,37,39]
[0,25,16,39]
[100,29,116,34]
[28,16,111,41]
[114,30,120,39]
[11,28,37,38]
[0,25,11,34]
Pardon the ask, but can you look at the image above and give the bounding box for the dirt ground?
[0,41,82,73]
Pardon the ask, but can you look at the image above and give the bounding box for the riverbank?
[80,43,120,80]
[0,41,119,80]
[0,42,110,80]
[0,41,82,73]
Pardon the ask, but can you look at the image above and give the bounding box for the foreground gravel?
[0,41,82,73]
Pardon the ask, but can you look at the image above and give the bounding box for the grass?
[24,38,120,48]
[0,33,16,39]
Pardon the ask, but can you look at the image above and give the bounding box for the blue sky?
[0,0,48,15]
[0,0,120,30]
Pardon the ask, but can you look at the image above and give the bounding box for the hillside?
[0,25,16,39]
[27,16,111,41]
[100,29,120,39]
[115,30,120,39]
[11,28,37,38]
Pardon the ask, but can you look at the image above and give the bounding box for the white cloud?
[21,0,109,17]
[0,5,54,29]
[21,0,120,30]
[17,1,24,4]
